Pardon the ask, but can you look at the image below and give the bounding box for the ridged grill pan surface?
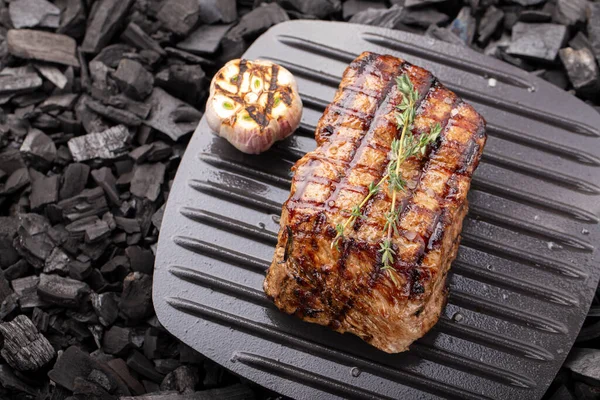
[153,21,600,400]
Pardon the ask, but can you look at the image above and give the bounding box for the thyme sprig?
[330,73,442,285]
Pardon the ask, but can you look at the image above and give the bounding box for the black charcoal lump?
[67,125,129,162]
[0,315,55,371]
[507,22,568,62]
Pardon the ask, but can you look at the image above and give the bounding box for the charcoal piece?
[401,7,449,28]
[507,22,567,62]
[559,47,599,92]
[157,0,200,36]
[79,236,111,261]
[48,346,131,395]
[177,24,233,55]
[101,255,130,282]
[11,276,40,298]
[66,215,102,239]
[129,144,153,163]
[155,64,206,107]
[59,163,89,201]
[39,94,79,112]
[0,148,25,176]
[588,3,600,65]
[342,0,386,20]
[349,5,403,28]
[0,364,38,397]
[280,0,340,18]
[519,9,551,22]
[92,43,135,70]
[0,73,42,94]
[75,96,111,134]
[227,3,289,40]
[113,232,127,245]
[127,350,165,383]
[58,0,86,38]
[90,168,119,206]
[0,315,55,371]
[152,204,165,231]
[478,6,504,45]
[154,359,181,375]
[404,0,447,6]
[86,268,109,292]
[7,29,79,67]
[34,114,61,130]
[20,129,56,169]
[104,94,152,120]
[112,59,154,101]
[29,174,59,210]
[1,167,29,195]
[164,48,214,67]
[66,310,99,325]
[11,92,45,108]
[5,259,30,281]
[0,271,13,305]
[67,125,129,162]
[115,217,140,234]
[574,381,600,399]
[68,259,92,281]
[142,380,160,393]
[84,219,111,243]
[202,359,224,388]
[91,292,119,326]
[144,88,201,141]
[9,0,60,29]
[566,348,600,385]
[88,368,116,392]
[120,272,153,323]
[147,142,172,162]
[160,366,198,393]
[85,98,142,127]
[131,163,165,202]
[107,358,145,395]
[449,6,476,46]
[126,246,155,275]
[144,328,159,360]
[0,293,20,321]
[81,0,135,54]
[44,247,70,274]
[122,22,166,56]
[0,217,19,269]
[570,32,593,52]
[198,0,237,24]
[553,0,588,26]
[37,273,90,308]
[103,212,117,231]
[31,307,49,332]
[127,233,142,245]
[103,326,132,355]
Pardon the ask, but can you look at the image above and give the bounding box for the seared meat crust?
[263,52,486,353]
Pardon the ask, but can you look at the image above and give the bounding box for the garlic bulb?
[205,59,303,154]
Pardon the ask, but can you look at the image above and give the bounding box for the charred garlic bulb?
[205,59,303,154]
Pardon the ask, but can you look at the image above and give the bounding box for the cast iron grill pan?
[153,21,600,400]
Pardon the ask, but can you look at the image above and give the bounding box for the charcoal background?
[0,0,598,399]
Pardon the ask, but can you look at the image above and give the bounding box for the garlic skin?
[205,59,303,154]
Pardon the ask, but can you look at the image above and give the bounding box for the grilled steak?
[263,52,486,353]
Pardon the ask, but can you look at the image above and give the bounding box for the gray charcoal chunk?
[91,167,120,205]
[177,24,233,55]
[130,163,165,202]
[91,292,119,326]
[154,64,206,107]
[478,6,504,45]
[404,0,448,6]
[121,22,166,56]
[107,358,145,395]
[152,204,165,231]
[37,273,90,308]
[507,22,567,62]
[58,0,86,38]
[60,163,90,200]
[198,0,237,24]
[7,29,79,67]
[144,88,201,141]
[401,6,449,28]
[227,3,289,40]
[67,125,129,162]
[85,98,142,126]
[29,174,59,210]
[559,47,599,91]
[280,0,340,18]
[126,246,155,275]
[68,259,92,281]
[553,0,588,26]
[0,73,42,94]
[449,6,476,45]
[0,149,26,175]
[343,0,386,20]
[9,0,60,29]
[35,64,68,90]
[81,0,135,53]
[0,315,55,371]
[20,129,56,169]
[44,247,70,274]
[570,32,593,52]
[103,326,132,355]
[565,348,600,386]
[120,272,153,323]
[165,47,214,67]
[349,5,403,28]
[127,350,165,383]
[112,59,154,101]
[588,3,600,65]
[157,0,200,36]
[1,167,30,194]
[0,364,39,396]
